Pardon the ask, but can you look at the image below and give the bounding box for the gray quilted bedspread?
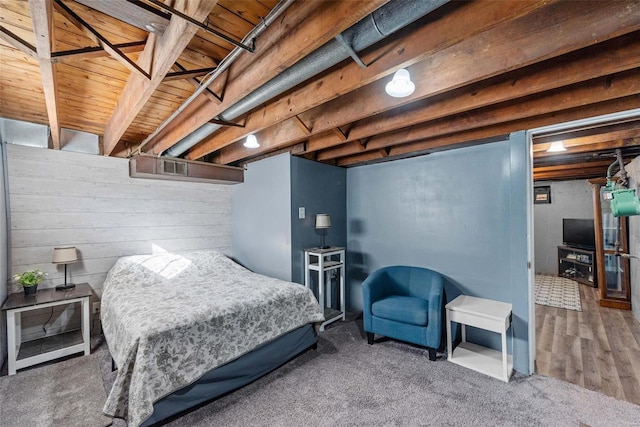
[101,250,324,427]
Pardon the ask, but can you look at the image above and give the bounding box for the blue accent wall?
[232,153,292,281]
[290,156,347,284]
[346,133,531,373]
[232,154,346,287]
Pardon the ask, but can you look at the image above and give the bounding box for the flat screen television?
[562,218,596,250]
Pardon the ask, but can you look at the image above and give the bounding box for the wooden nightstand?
[1,283,92,375]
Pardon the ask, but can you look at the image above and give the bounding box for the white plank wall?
[7,144,233,341]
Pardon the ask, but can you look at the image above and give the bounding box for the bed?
[100,250,325,427]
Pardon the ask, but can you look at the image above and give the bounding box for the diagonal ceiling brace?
[53,0,150,79]
[141,0,255,52]
[0,25,38,59]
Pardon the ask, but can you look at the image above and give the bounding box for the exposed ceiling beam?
[533,129,640,156]
[0,25,37,59]
[73,0,171,36]
[334,95,640,167]
[186,0,550,160]
[103,0,219,156]
[357,70,640,155]
[204,0,640,165]
[144,0,390,155]
[312,33,640,156]
[28,0,60,149]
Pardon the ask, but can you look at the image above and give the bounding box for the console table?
[304,247,346,331]
[1,283,92,375]
[445,295,513,382]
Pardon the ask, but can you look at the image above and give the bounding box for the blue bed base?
[140,323,317,426]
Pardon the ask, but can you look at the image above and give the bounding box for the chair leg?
[428,347,437,361]
[366,332,374,345]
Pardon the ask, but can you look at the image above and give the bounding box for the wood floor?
[536,282,640,406]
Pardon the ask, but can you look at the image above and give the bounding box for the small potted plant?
[13,268,47,296]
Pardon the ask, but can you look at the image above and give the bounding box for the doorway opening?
[527,108,640,405]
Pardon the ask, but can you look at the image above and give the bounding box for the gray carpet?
[0,353,112,427]
[96,319,640,427]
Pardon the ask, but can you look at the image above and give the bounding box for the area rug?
[535,274,582,311]
[0,354,111,427]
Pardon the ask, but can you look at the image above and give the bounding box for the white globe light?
[244,134,259,148]
[385,69,415,98]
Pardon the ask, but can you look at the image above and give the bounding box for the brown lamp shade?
[52,247,78,264]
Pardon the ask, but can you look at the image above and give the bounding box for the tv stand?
[557,246,597,287]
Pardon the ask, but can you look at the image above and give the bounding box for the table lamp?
[53,246,78,290]
[316,214,331,249]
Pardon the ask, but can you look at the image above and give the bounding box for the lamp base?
[55,283,76,291]
[320,245,331,249]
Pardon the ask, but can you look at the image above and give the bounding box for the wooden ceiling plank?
[28,0,60,149]
[0,25,37,59]
[52,0,150,79]
[145,0,389,155]
[103,0,219,155]
[185,0,549,161]
[201,1,640,165]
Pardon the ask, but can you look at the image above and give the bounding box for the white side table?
[446,295,513,382]
[1,283,92,375]
[304,247,346,331]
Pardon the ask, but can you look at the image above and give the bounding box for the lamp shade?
[315,214,331,229]
[385,68,415,98]
[52,246,78,264]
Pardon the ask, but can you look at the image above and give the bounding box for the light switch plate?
[298,207,305,219]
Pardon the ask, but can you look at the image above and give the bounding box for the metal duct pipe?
[165,0,449,157]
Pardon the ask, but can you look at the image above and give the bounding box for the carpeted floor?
[95,319,639,426]
[0,352,112,427]
[535,274,582,311]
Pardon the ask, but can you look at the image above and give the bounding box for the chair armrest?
[426,274,444,347]
[362,268,393,331]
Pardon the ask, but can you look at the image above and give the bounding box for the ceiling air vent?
[129,155,243,184]
[161,159,187,176]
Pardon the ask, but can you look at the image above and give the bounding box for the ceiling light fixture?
[244,134,260,148]
[385,68,415,98]
[546,141,567,152]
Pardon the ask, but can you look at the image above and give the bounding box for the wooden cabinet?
[589,178,632,310]
[557,246,597,287]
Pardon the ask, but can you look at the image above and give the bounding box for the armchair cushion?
[371,296,429,326]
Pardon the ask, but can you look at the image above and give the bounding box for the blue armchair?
[362,266,444,361]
